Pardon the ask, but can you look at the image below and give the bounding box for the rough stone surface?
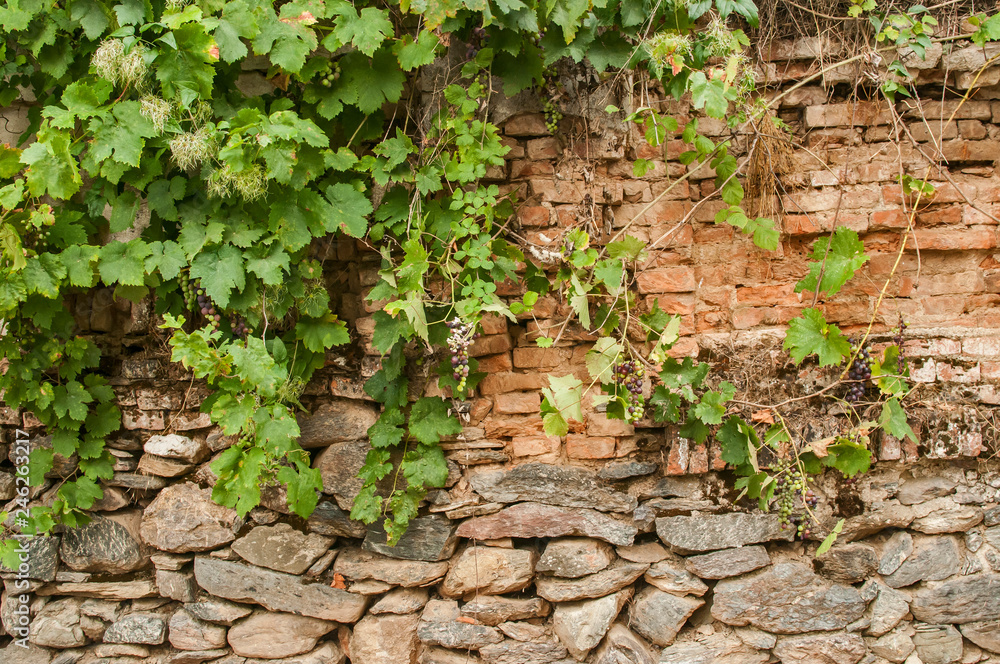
[461,596,551,626]
[597,461,658,481]
[959,620,1000,653]
[421,647,484,664]
[878,531,914,575]
[60,511,151,574]
[897,476,956,505]
[369,587,429,615]
[313,440,370,510]
[417,618,503,649]
[35,579,159,599]
[479,640,570,664]
[297,400,379,448]
[909,498,983,534]
[837,505,914,541]
[168,609,228,651]
[140,483,239,553]
[912,624,964,664]
[866,583,911,637]
[144,434,210,463]
[156,568,198,602]
[628,586,703,647]
[551,588,633,658]
[29,598,87,648]
[306,500,367,538]
[230,523,333,574]
[185,598,253,625]
[193,557,369,622]
[535,559,648,602]
[658,633,769,664]
[363,515,457,562]
[441,546,536,597]
[591,623,656,664]
[911,573,1000,624]
[3,536,59,581]
[536,538,615,578]
[333,547,449,587]
[771,632,867,664]
[870,627,915,663]
[884,536,960,588]
[455,502,637,546]
[103,614,168,645]
[644,558,709,595]
[615,542,669,564]
[814,543,879,584]
[0,644,54,664]
[350,613,421,664]
[227,612,335,659]
[712,562,866,633]
[684,545,770,579]
[655,513,792,553]
[468,463,637,512]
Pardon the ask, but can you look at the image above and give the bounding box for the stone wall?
[3,37,1000,664]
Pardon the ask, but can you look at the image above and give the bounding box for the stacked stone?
[1,457,999,664]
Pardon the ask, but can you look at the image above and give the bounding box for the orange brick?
[484,414,545,438]
[470,334,513,357]
[566,435,616,459]
[510,435,560,457]
[636,267,696,294]
[981,361,1000,380]
[586,414,634,437]
[478,372,547,395]
[688,443,709,474]
[477,353,513,374]
[526,137,560,160]
[511,159,554,179]
[480,314,509,335]
[736,284,803,307]
[937,362,980,383]
[917,206,964,226]
[870,209,909,230]
[644,294,695,315]
[665,438,689,475]
[512,347,572,369]
[505,113,549,136]
[493,391,540,415]
[518,206,551,227]
[911,229,997,251]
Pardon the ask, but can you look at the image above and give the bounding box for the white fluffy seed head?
[92,39,148,88]
[207,163,267,202]
[139,95,174,134]
[169,127,214,171]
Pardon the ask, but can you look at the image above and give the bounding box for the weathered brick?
[500,136,524,159]
[736,284,803,307]
[510,435,560,457]
[470,334,513,357]
[511,159,554,179]
[903,99,992,120]
[941,139,1000,162]
[613,200,691,228]
[566,435,616,459]
[122,409,166,430]
[527,137,560,160]
[173,412,213,431]
[912,271,984,296]
[586,414,634,437]
[911,229,996,250]
[903,338,962,357]
[493,392,541,415]
[937,362,981,383]
[636,267,696,294]
[484,414,545,438]
[665,438,689,475]
[804,102,892,127]
[512,347,572,369]
[518,205,551,227]
[505,113,549,136]
[480,314,509,335]
[688,442,709,474]
[962,337,1000,358]
[478,372,546,395]
[644,294,696,315]
[477,353,513,374]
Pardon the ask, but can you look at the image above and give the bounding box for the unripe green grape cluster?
[542,97,562,133]
[772,457,817,538]
[320,62,341,87]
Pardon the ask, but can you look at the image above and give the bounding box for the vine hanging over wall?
[0,0,998,561]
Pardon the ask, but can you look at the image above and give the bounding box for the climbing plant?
[1,0,998,563]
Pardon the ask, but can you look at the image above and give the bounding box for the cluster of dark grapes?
[320,62,341,88]
[613,359,645,423]
[465,25,486,59]
[230,313,250,339]
[196,289,222,330]
[893,316,907,373]
[773,457,817,539]
[542,97,563,133]
[845,343,874,403]
[446,318,478,393]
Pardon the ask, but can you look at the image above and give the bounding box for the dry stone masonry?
[4,34,1000,664]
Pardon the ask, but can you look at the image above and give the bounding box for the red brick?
[477,353,513,374]
[936,361,980,383]
[688,443,709,474]
[636,267,696,294]
[484,414,545,438]
[510,435,560,457]
[530,179,587,204]
[512,347,572,369]
[905,100,992,121]
[500,136,524,159]
[493,391,540,415]
[804,102,892,127]
[586,414,634,436]
[962,337,1000,358]
[478,372,546,395]
[911,229,997,250]
[912,272,983,296]
[505,113,549,136]
[526,137,560,160]
[510,160,554,179]
[613,201,691,228]
[941,139,1000,162]
[566,434,616,459]
[480,314,509,335]
[981,361,1000,380]
[870,209,910,230]
[917,206,964,226]
[518,205,551,227]
[644,294,695,315]
[665,438,689,475]
[903,338,962,357]
[736,284,803,307]
[470,334,513,357]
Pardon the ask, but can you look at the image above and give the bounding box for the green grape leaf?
[872,345,908,396]
[156,23,217,99]
[649,385,681,423]
[277,460,322,518]
[22,253,66,297]
[815,519,845,556]
[659,356,710,389]
[145,241,187,281]
[541,373,584,425]
[296,313,350,352]
[395,30,440,71]
[796,227,868,297]
[52,381,93,421]
[325,182,373,238]
[408,397,462,445]
[61,245,100,288]
[211,394,254,435]
[716,416,759,470]
[679,415,711,443]
[783,308,851,367]
[594,258,624,296]
[245,244,290,285]
[879,398,917,443]
[691,381,735,425]
[88,101,157,170]
[585,337,621,383]
[369,410,406,448]
[823,439,872,478]
[189,244,245,309]
[20,128,81,199]
[100,240,152,287]
[45,79,112,129]
[689,71,730,119]
[334,6,393,56]
[607,235,648,262]
[402,443,449,488]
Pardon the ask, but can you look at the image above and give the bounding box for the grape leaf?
[607,235,648,262]
[100,240,152,287]
[815,519,845,556]
[61,245,100,287]
[649,385,681,422]
[716,416,759,470]
[156,23,217,99]
[334,6,392,57]
[189,244,245,309]
[879,398,917,443]
[325,182,373,238]
[395,30,439,71]
[296,313,350,352]
[796,227,868,297]
[783,308,851,367]
[594,258,624,296]
[369,410,405,448]
[823,439,872,478]
[689,71,730,119]
[692,381,735,425]
[585,337,621,383]
[541,373,584,425]
[22,253,66,297]
[20,128,81,199]
[659,356,710,388]
[408,397,462,444]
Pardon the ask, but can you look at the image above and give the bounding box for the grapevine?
[844,342,874,403]
[542,97,563,134]
[613,359,646,423]
[446,318,477,395]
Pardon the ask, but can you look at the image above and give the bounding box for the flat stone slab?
[333,547,449,587]
[911,573,1000,624]
[455,502,637,546]
[194,557,368,622]
[363,515,457,562]
[535,560,649,602]
[468,463,637,513]
[231,523,333,575]
[656,513,792,554]
[684,546,771,579]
